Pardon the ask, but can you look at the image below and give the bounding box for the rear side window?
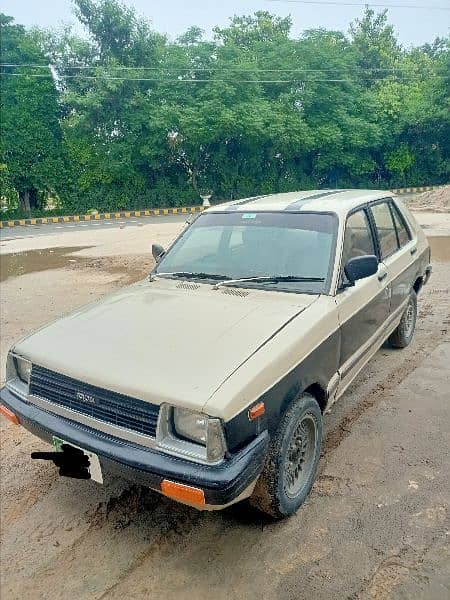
[342,209,375,267]
[371,202,398,258]
[391,203,411,248]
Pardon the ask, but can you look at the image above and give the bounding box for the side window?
[342,210,375,270]
[371,202,398,258]
[391,203,411,248]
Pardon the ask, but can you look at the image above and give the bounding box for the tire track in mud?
[8,484,205,600]
[94,492,206,600]
[322,328,449,460]
[322,277,450,462]
[357,526,450,600]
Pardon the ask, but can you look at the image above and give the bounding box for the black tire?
[249,393,322,519]
[388,290,417,349]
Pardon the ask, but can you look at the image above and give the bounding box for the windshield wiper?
[153,271,231,281]
[213,275,325,289]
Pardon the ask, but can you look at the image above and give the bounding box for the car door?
[369,199,415,316]
[335,206,390,395]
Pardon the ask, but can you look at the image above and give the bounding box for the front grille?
[30,365,159,437]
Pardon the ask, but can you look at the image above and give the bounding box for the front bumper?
[0,386,268,508]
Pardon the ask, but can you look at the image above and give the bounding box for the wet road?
[0,213,187,241]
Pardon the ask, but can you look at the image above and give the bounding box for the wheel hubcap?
[283,414,317,498]
[404,301,415,337]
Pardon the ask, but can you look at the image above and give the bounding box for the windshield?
[156,211,337,293]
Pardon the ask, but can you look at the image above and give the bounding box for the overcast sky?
[2,0,449,46]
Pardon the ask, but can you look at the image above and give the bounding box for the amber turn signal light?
[248,401,265,420]
[161,479,205,506]
[0,405,20,425]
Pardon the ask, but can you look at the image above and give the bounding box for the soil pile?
[407,186,450,212]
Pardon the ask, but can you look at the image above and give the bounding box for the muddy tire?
[389,291,417,349]
[249,393,322,519]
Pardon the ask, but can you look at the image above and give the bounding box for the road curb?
[391,185,442,195]
[0,205,204,229]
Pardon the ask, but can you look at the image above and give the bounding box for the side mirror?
[344,255,378,284]
[152,243,165,262]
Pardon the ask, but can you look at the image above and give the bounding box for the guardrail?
[0,185,445,229]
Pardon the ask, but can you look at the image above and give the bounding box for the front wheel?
[388,290,417,349]
[249,393,322,519]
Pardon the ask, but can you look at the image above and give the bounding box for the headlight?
[157,405,227,464]
[16,356,32,384]
[173,408,208,445]
[6,353,32,384]
[6,353,32,393]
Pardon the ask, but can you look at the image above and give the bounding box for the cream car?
[1,190,431,518]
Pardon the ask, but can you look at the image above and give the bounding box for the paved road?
[0,213,188,241]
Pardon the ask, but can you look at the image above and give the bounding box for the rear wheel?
[389,290,417,349]
[250,393,322,519]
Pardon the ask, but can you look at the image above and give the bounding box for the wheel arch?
[413,275,423,295]
[303,383,328,413]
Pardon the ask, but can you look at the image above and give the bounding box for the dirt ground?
[0,209,449,600]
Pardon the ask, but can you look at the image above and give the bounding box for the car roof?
[205,189,393,218]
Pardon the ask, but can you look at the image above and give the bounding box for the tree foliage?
[1,3,449,215]
[0,14,69,211]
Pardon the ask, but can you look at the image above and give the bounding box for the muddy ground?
[0,211,449,600]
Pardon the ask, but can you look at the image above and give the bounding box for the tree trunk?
[190,170,199,194]
[19,190,31,212]
[29,188,39,209]
[18,188,38,212]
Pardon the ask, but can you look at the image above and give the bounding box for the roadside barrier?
[391,185,442,195]
[0,205,204,229]
[0,185,445,228]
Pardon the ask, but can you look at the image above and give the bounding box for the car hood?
[15,279,318,412]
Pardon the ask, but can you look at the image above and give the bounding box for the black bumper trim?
[0,387,268,506]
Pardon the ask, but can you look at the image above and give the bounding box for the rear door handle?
[410,247,417,256]
[378,271,388,282]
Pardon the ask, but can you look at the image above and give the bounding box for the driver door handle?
[378,271,388,282]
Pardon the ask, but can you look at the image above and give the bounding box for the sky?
[1,0,449,47]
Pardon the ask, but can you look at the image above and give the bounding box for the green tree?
[349,7,400,73]
[8,3,447,215]
[0,14,68,211]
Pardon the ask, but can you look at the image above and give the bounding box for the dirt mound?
[407,186,450,212]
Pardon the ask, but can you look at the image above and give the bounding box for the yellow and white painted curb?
[391,185,442,195]
[0,205,204,229]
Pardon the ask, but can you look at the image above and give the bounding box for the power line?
[1,72,446,83]
[266,0,450,9]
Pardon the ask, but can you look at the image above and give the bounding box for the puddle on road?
[0,247,92,282]
[0,246,151,283]
[428,237,450,263]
